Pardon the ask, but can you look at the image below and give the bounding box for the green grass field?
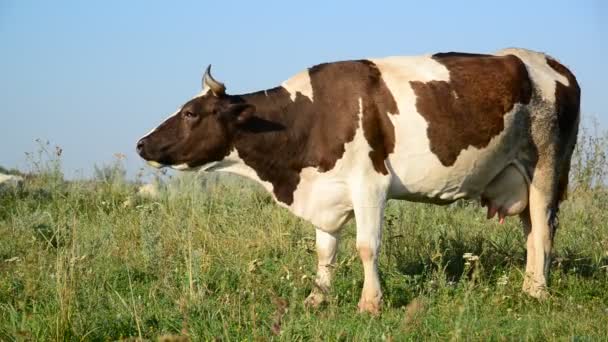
[1,133,607,340]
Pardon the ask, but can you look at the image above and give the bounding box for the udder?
[480,165,528,224]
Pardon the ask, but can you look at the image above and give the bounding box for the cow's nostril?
[136,139,145,154]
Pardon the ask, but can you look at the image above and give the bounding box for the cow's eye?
[183,111,197,119]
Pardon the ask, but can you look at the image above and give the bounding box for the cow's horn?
[203,65,226,96]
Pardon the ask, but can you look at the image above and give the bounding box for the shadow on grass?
[554,247,608,278]
[381,230,607,306]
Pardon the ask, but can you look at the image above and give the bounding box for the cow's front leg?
[353,186,387,315]
[305,228,339,308]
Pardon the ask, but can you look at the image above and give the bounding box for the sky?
[0,0,605,179]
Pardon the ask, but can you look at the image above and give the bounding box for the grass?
[1,134,608,340]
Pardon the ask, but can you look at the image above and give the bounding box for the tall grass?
[0,124,607,340]
[571,119,608,191]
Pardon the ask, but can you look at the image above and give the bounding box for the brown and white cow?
[136,48,580,314]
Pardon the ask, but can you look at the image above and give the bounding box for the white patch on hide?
[200,149,275,194]
[281,70,314,102]
[496,48,568,103]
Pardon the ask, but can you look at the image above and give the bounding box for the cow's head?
[136,66,255,170]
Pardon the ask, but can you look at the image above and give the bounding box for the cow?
[136,48,580,314]
[0,173,24,190]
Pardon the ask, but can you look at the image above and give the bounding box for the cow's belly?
[387,150,519,203]
[386,107,528,204]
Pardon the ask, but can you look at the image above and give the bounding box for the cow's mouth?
[147,160,164,169]
[170,163,191,171]
[146,160,196,172]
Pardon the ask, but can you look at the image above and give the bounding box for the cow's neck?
[213,86,314,205]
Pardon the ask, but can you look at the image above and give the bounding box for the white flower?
[497,274,509,286]
[463,253,479,261]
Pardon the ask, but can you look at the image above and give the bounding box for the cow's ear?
[220,103,256,125]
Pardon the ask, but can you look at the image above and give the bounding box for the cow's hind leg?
[521,82,579,297]
[305,228,339,308]
[521,165,560,298]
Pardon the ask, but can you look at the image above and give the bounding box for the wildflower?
[113,153,126,160]
[497,274,509,286]
[463,253,479,261]
[463,252,479,266]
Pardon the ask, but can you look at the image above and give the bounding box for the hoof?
[304,291,326,309]
[522,277,548,299]
[524,286,549,299]
[357,298,381,315]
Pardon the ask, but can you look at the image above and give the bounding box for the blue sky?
[0,0,605,178]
